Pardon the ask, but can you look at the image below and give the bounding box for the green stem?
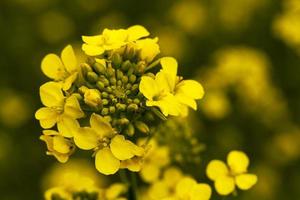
[130,172,139,200]
[145,59,161,71]
[118,169,129,186]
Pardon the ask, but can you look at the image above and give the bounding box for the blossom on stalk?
[206,150,258,195]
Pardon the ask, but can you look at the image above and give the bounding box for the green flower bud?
[111,53,122,68]
[116,103,126,111]
[134,121,150,134]
[129,74,136,83]
[126,83,132,89]
[133,98,140,104]
[101,92,108,98]
[125,123,135,136]
[116,70,123,80]
[118,118,129,125]
[117,80,122,86]
[109,106,116,114]
[109,77,117,85]
[107,66,115,77]
[93,62,106,74]
[127,66,134,76]
[127,103,138,112]
[121,60,131,71]
[131,84,139,92]
[101,108,109,115]
[80,63,93,76]
[87,71,98,83]
[102,99,109,105]
[96,81,105,90]
[122,76,129,84]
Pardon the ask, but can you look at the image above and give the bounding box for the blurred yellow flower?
[141,167,211,200]
[139,139,170,183]
[82,25,149,56]
[206,150,257,195]
[41,45,78,91]
[35,82,84,137]
[40,130,75,163]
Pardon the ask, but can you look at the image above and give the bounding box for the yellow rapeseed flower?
[40,130,75,163]
[73,113,145,175]
[135,37,160,63]
[206,150,258,196]
[82,25,149,56]
[140,57,204,116]
[35,81,84,137]
[41,45,78,91]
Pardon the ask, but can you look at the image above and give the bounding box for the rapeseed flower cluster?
[35,25,204,176]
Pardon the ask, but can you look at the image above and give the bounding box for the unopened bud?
[112,53,122,68]
[134,121,149,134]
[84,89,102,108]
[125,123,135,136]
[87,71,98,83]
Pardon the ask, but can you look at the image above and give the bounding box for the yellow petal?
[175,80,204,99]
[227,151,249,174]
[110,135,144,160]
[160,57,178,91]
[73,127,98,150]
[175,177,197,198]
[39,119,57,129]
[90,113,114,138]
[57,117,80,138]
[206,160,229,181]
[175,93,197,110]
[139,76,160,100]
[214,176,235,196]
[61,45,77,73]
[190,183,212,200]
[40,82,64,107]
[41,54,65,80]
[140,163,160,183]
[105,183,127,199]
[120,157,143,172]
[35,107,57,120]
[53,136,71,154]
[82,35,103,45]
[163,167,183,187]
[82,44,105,56]
[135,38,160,62]
[127,25,149,41]
[95,147,120,175]
[235,173,257,190]
[64,95,84,119]
[62,72,78,91]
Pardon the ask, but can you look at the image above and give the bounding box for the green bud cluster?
[74,50,155,136]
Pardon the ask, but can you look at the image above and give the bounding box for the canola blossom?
[36,25,204,175]
[206,151,258,195]
[35,25,258,200]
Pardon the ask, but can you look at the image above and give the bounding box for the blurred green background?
[0,0,300,199]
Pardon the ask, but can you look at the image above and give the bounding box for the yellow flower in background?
[140,57,204,116]
[206,150,258,195]
[41,45,78,91]
[135,37,160,63]
[139,139,170,183]
[82,25,149,56]
[174,177,211,200]
[73,113,145,175]
[40,130,75,163]
[141,167,211,200]
[35,82,84,137]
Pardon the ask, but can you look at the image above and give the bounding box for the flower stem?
[130,172,139,200]
[145,59,161,71]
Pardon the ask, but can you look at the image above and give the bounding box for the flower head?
[206,150,258,195]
